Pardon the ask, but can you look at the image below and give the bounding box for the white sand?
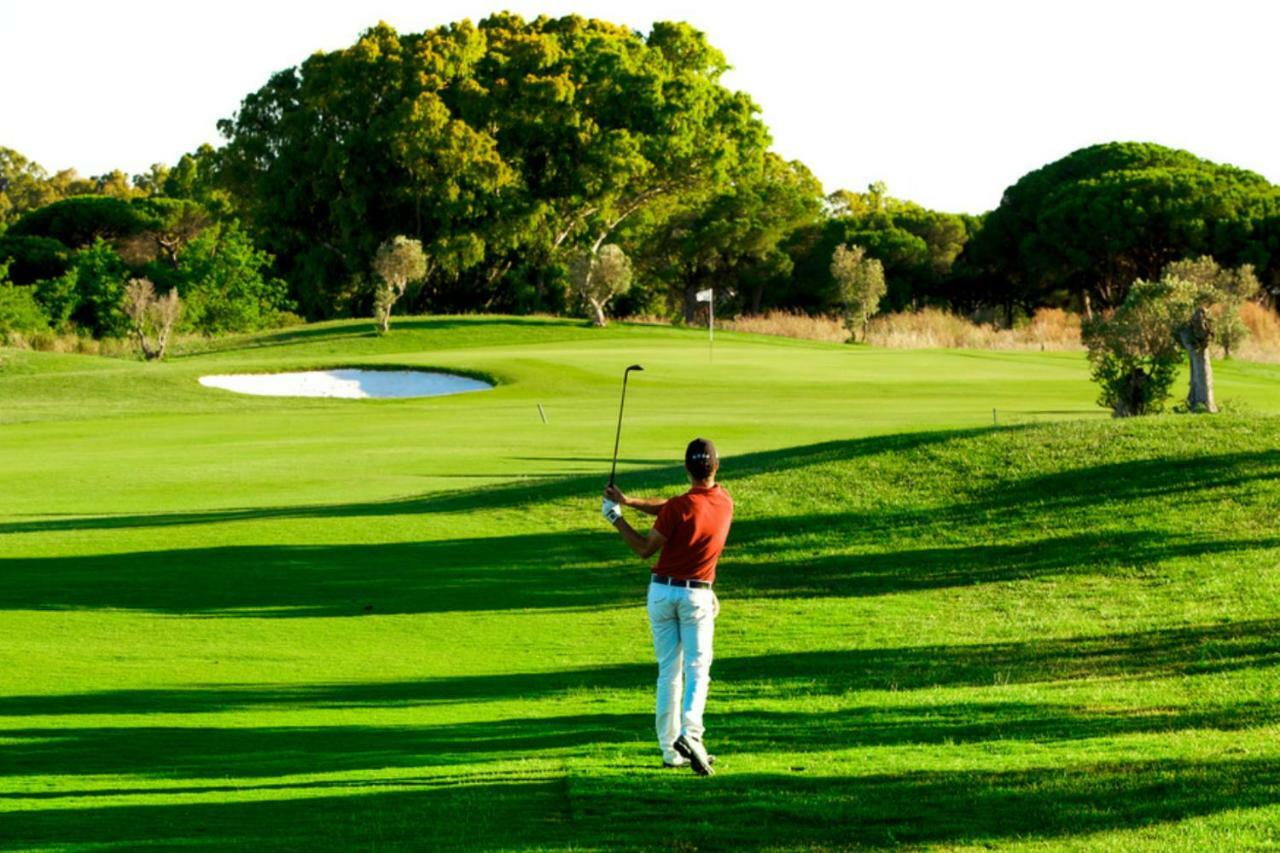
[198,369,492,399]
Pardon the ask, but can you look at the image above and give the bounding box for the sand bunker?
[198,369,492,399]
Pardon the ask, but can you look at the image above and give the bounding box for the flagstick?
[709,293,714,363]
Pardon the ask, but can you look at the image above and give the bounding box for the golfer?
[602,437,732,776]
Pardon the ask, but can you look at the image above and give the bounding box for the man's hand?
[602,498,623,525]
[605,483,665,516]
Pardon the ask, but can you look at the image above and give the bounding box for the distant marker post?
[538,403,548,424]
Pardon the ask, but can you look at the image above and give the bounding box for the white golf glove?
[602,498,623,524]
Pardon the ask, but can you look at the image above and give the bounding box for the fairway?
[4,316,1280,849]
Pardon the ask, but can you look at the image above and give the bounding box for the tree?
[0,235,72,285]
[570,244,632,326]
[830,244,885,342]
[122,278,181,360]
[636,153,824,319]
[7,195,150,249]
[1162,256,1260,359]
[115,199,211,268]
[164,144,235,218]
[371,235,428,333]
[786,184,973,315]
[214,15,768,319]
[1152,257,1260,412]
[963,142,1280,316]
[0,148,60,227]
[131,163,171,197]
[1082,277,1185,417]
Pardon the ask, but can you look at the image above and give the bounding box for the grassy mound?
[3,316,1280,849]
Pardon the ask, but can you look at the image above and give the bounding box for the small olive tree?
[830,244,886,342]
[122,277,182,361]
[372,236,428,333]
[570,244,632,327]
[1082,277,1186,417]
[1162,256,1259,361]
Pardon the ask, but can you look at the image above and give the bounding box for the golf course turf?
[4,315,1280,850]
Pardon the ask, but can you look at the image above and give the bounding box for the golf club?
[608,364,644,486]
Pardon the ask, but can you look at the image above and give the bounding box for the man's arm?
[612,515,667,559]
[605,484,667,517]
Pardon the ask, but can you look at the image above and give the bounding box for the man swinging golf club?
[603,437,732,776]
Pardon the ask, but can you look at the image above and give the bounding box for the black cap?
[685,437,719,479]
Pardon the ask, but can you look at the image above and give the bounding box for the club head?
[626,364,644,373]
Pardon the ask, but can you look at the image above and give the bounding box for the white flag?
[695,288,713,302]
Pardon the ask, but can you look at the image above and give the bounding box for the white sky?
[1,0,1277,213]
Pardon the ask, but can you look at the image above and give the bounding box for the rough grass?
[719,307,1083,350]
[4,316,1280,850]
[721,309,850,343]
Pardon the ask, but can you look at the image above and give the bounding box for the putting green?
[3,316,1280,849]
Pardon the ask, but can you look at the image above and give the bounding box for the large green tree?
[636,153,823,319]
[784,185,973,313]
[0,148,61,228]
[962,142,1280,317]
[215,15,770,319]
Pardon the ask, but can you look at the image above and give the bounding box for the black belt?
[651,574,713,589]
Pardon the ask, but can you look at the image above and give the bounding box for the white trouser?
[647,580,719,760]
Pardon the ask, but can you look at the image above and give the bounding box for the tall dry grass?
[719,307,1082,350]
[867,307,1082,349]
[2,330,136,357]
[720,310,849,343]
[1235,301,1280,362]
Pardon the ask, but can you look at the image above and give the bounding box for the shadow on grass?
[3,750,1279,849]
[3,619,1277,716]
[568,758,1280,848]
[3,426,1278,617]
[0,430,978,535]
[1,777,574,850]
[3,699,1277,782]
[5,429,1278,541]
[0,527,1270,616]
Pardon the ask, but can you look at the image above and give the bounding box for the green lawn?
[3,316,1280,850]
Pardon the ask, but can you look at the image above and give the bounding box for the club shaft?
[609,372,631,486]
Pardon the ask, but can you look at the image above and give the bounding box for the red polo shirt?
[652,484,733,583]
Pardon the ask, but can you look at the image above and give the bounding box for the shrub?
[1082,278,1187,417]
[0,260,51,337]
[177,221,292,335]
[0,235,72,284]
[70,238,130,337]
[33,269,78,330]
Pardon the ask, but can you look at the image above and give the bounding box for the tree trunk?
[1185,344,1217,412]
[683,283,699,324]
[1181,307,1217,413]
[588,297,608,327]
[135,328,157,361]
[1113,367,1150,417]
[1081,290,1094,321]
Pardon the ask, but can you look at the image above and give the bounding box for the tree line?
[3,13,1280,354]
